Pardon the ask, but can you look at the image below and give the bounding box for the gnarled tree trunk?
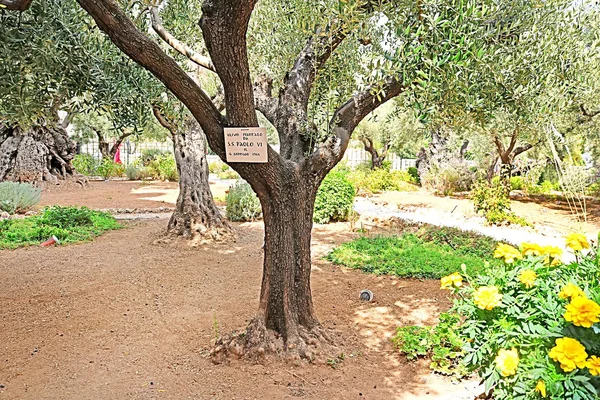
[361,137,389,169]
[0,123,76,184]
[168,119,233,242]
[493,131,533,196]
[152,108,233,243]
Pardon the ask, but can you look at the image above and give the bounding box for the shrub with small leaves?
[472,179,529,226]
[225,180,262,222]
[313,171,355,224]
[407,166,420,185]
[147,154,178,181]
[96,157,124,180]
[0,182,41,214]
[72,154,98,176]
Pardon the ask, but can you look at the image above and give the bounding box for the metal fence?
[80,139,416,170]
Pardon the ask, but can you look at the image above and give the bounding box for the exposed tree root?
[210,317,337,365]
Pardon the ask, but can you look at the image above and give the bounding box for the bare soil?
[0,219,468,400]
[6,181,594,399]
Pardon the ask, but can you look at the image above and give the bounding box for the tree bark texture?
[76,0,404,357]
[493,132,533,196]
[361,137,388,169]
[168,118,233,242]
[0,123,76,183]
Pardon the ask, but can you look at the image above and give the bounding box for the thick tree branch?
[513,143,533,158]
[506,129,518,155]
[493,134,508,163]
[311,77,405,171]
[580,104,600,119]
[0,0,32,11]
[152,106,177,136]
[200,0,259,127]
[253,75,277,124]
[76,0,226,157]
[149,7,216,73]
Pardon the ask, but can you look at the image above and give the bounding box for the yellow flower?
[494,348,519,377]
[519,270,537,288]
[587,355,600,376]
[565,233,590,252]
[535,380,547,398]
[521,242,543,257]
[548,337,588,372]
[494,243,523,264]
[473,286,503,310]
[542,246,563,265]
[558,283,586,300]
[440,272,463,290]
[564,296,600,328]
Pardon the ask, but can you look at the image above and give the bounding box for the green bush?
[392,313,467,377]
[225,180,262,222]
[314,171,356,224]
[439,237,600,400]
[125,164,151,180]
[587,181,600,198]
[0,206,120,249]
[407,166,420,185]
[472,179,529,226]
[346,168,417,194]
[209,160,229,174]
[72,154,98,176]
[139,149,166,166]
[510,176,524,191]
[96,157,124,180]
[0,182,41,214]
[147,154,178,181]
[326,227,503,278]
[217,168,240,180]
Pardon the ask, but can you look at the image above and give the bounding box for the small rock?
[0,212,9,219]
[0,384,5,389]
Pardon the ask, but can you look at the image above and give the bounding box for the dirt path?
[375,189,600,236]
[0,220,481,400]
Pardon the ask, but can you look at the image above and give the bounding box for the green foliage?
[217,168,240,180]
[125,164,149,181]
[0,182,41,214]
[510,176,524,191]
[313,171,356,224]
[407,167,420,185]
[326,227,502,279]
[472,179,529,226]
[139,149,167,166]
[346,168,417,194]
[225,181,262,222]
[147,154,178,181]
[0,206,120,249]
[587,181,600,198]
[392,313,467,377]
[449,240,600,400]
[72,154,99,176]
[209,161,229,174]
[96,157,124,180]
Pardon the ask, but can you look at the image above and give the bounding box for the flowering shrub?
[441,234,600,399]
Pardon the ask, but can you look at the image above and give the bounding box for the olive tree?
[70,0,561,358]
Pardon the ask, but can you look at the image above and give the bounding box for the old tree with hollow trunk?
[74,0,547,357]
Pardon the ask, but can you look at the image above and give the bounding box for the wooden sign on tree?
[224,127,268,163]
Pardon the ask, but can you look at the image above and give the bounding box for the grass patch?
[325,226,502,278]
[0,206,120,249]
